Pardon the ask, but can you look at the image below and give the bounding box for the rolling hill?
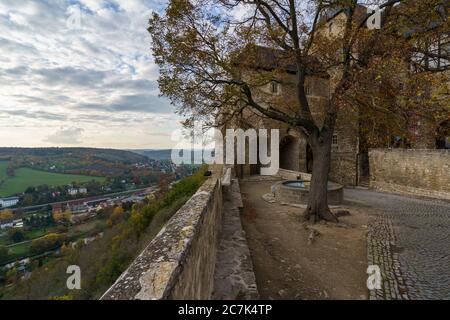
[0,148,149,197]
[0,162,105,197]
[129,149,173,160]
[0,147,148,164]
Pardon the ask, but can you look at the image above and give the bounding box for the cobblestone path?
[346,189,450,300]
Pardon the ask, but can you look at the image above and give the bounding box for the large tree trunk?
[304,133,339,223]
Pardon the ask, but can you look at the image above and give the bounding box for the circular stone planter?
[274,180,344,205]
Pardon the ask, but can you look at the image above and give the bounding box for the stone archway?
[436,119,450,149]
[279,135,300,171]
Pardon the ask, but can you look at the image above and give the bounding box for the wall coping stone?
[221,167,232,186]
[277,168,312,181]
[369,148,450,154]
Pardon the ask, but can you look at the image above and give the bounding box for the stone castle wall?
[329,104,359,186]
[369,149,450,200]
[101,170,223,300]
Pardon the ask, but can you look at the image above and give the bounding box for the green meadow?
[0,161,105,197]
[0,161,8,182]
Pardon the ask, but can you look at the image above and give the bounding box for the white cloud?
[0,0,180,148]
[116,0,150,13]
[79,0,106,13]
[45,127,85,145]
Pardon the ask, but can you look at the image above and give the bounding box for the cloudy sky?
[0,0,183,149]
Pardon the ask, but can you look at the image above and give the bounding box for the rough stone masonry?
[369,149,450,200]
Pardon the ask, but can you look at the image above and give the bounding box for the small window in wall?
[305,86,311,95]
[332,134,338,146]
[270,81,279,94]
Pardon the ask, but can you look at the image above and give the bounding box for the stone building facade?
[227,4,449,186]
[229,46,359,186]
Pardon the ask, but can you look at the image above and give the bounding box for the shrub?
[0,246,10,263]
[127,165,207,237]
[30,233,66,255]
[8,228,25,243]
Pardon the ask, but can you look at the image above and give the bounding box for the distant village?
[0,186,156,230]
[0,179,185,278]
[0,155,199,282]
[0,162,196,236]
[0,159,193,211]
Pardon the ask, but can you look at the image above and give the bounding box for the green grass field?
[8,242,32,257]
[0,236,9,246]
[0,227,49,247]
[0,161,105,197]
[0,162,8,182]
[24,228,49,240]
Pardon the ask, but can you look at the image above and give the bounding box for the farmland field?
[8,242,32,258]
[0,161,105,197]
[0,161,8,182]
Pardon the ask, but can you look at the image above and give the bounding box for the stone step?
[358,179,370,188]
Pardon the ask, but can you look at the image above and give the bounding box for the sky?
[0,0,184,149]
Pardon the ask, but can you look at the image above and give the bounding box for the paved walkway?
[212,179,259,299]
[345,188,450,300]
